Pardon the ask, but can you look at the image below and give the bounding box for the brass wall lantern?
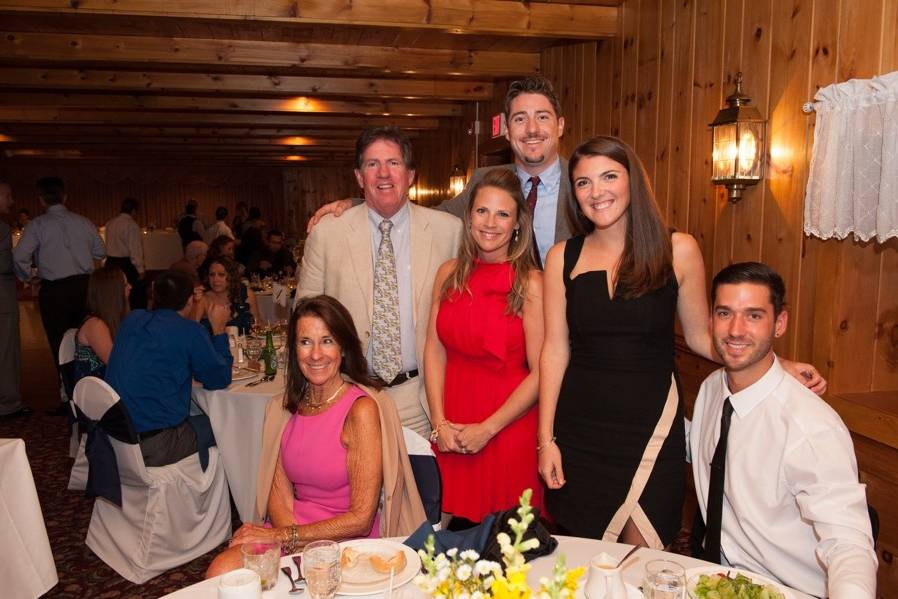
[710,72,766,202]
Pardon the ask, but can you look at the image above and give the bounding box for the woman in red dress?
[424,168,544,523]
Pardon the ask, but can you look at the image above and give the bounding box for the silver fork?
[245,374,274,387]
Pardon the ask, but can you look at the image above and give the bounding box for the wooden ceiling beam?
[0,67,494,100]
[0,138,357,148]
[0,125,416,138]
[0,1,618,39]
[0,108,442,128]
[0,31,541,76]
[0,92,464,117]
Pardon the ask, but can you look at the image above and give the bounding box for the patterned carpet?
[0,409,235,598]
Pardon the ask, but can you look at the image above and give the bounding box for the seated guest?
[250,229,296,277]
[105,270,232,467]
[208,234,236,261]
[169,240,208,286]
[196,255,260,334]
[74,265,130,382]
[206,206,234,243]
[206,295,425,577]
[690,262,876,598]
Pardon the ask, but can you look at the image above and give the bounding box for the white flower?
[460,549,480,562]
[458,592,470,599]
[472,591,485,599]
[496,532,511,546]
[436,566,451,582]
[456,564,473,581]
[446,547,459,558]
[435,554,450,570]
[521,538,540,552]
[474,561,496,577]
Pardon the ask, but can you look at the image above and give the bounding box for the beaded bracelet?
[537,436,557,453]
[282,524,299,554]
[429,421,452,443]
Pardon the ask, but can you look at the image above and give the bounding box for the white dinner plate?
[585,582,642,599]
[685,566,794,599]
[231,368,260,382]
[336,539,421,596]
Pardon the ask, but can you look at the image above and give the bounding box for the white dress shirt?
[517,158,560,266]
[104,212,144,273]
[690,356,877,598]
[367,203,417,374]
[205,220,235,243]
[13,204,105,282]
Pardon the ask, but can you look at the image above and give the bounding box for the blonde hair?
[441,169,537,314]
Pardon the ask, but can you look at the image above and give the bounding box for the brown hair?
[441,169,536,314]
[505,76,563,119]
[354,126,414,170]
[208,235,235,260]
[567,136,673,299]
[87,265,130,337]
[199,255,242,303]
[284,295,381,414]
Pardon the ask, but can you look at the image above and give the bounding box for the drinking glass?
[244,337,264,363]
[240,541,281,591]
[642,560,685,599]
[302,540,341,599]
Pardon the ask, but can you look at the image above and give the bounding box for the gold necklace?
[303,381,345,411]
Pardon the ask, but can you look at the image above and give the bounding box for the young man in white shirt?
[690,261,877,598]
[105,197,146,308]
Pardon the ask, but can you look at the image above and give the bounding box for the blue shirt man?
[106,269,232,466]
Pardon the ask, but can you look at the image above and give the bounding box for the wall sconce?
[710,72,766,202]
[449,164,466,196]
[408,183,418,203]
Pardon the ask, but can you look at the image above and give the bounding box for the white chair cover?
[59,328,85,470]
[74,377,232,584]
[805,71,898,242]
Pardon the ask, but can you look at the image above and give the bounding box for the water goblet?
[240,541,281,591]
[302,540,341,599]
[642,559,685,599]
[244,337,264,364]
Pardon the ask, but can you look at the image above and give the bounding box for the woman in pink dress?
[207,295,403,576]
[424,168,545,524]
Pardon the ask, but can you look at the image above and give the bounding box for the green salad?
[692,572,785,599]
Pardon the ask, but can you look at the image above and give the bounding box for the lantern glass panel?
[711,122,737,181]
[735,122,763,180]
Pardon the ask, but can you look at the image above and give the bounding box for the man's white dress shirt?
[690,356,877,598]
[205,220,235,243]
[104,212,144,273]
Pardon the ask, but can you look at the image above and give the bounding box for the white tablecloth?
[0,439,58,599]
[193,374,286,523]
[256,291,291,325]
[162,535,811,599]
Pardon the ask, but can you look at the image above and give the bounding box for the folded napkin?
[273,282,288,307]
[404,513,497,555]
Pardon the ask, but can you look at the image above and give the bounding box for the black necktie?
[703,397,734,563]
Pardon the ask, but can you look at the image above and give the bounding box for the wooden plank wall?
[541,0,898,396]
[0,164,287,236]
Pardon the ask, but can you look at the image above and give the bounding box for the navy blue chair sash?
[75,401,138,507]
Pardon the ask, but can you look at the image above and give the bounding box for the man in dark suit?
[308,76,571,266]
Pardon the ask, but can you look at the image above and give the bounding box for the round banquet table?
[192,372,285,523]
[160,535,812,599]
[0,438,59,599]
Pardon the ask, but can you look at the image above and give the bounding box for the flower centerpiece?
[414,489,585,599]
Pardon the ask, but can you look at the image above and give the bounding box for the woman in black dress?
[538,136,825,548]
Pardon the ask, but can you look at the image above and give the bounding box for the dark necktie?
[526,176,542,268]
[703,397,734,563]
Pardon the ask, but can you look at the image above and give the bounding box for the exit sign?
[491,113,507,138]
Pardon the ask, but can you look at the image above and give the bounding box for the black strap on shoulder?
[562,234,585,284]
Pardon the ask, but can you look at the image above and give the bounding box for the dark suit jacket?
[437,159,574,244]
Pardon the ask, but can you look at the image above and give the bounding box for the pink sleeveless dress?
[280,384,381,538]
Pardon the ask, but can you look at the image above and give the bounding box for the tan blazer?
[296,202,462,416]
[254,384,427,536]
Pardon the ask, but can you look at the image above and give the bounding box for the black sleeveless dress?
[546,235,685,546]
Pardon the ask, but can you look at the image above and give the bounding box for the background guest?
[424,168,544,525]
[205,295,425,577]
[15,208,30,232]
[104,197,147,309]
[206,206,234,244]
[250,229,296,277]
[13,176,106,371]
[0,182,25,417]
[106,269,232,467]
[169,240,208,286]
[73,265,130,382]
[235,207,265,267]
[231,201,249,240]
[208,235,237,261]
[538,136,825,549]
[176,199,205,247]
[196,255,259,334]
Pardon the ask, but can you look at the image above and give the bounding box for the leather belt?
[377,369,419,388]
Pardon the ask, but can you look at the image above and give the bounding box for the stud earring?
[513,228,520,242]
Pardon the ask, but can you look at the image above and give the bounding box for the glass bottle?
[262,331,277,376]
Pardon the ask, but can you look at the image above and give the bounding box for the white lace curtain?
[805,71,898,242]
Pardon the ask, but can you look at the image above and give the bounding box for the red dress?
[435,260,543,522]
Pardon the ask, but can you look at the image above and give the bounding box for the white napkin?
[273,283,288,307]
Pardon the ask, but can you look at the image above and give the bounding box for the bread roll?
[370,550,407,574]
